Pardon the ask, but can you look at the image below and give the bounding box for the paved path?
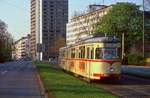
[97,66,150,98]
[0,61,44,98]
[96,74,150,98]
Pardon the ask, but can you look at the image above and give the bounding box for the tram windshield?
[103,48,118,60]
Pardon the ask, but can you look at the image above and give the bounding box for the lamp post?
[143,0,145,57]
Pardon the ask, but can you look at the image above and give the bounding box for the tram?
[59,36,121,80]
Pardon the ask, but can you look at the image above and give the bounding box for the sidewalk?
[122,65,150,79]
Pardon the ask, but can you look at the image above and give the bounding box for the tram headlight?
[110,66,114,72]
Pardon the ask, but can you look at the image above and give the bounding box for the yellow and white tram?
[59,36,121,80]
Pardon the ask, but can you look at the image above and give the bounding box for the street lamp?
[143,0,145,57]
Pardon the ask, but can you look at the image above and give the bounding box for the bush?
[127,53,143,65]
[0,46,12,63]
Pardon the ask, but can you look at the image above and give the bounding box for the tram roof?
[60,36,120,50]
[74,36,120,45]
[83,36,119,43]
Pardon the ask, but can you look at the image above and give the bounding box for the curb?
[35,67,48,98]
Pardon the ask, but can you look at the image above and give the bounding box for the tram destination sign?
[105,43,120,47]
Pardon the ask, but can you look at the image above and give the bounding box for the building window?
[50,12,54,15]
[50,5,54,7]
[50,30,54,32]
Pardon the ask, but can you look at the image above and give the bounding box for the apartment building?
[13,34,31,60]
[31,0,68,60]
[66,5,112,45]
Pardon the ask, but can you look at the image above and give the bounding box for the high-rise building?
[31,0,40,60]
[31,0,68,60]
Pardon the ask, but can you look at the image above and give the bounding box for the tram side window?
[62,50,65,58]
[76,49,78,58]
[95,48,102,59]
[79,47,81,58]
[71,48,75,58]
[79,53,80,58]
[87,47,90,59]
[67,50,70,58]
[91,48,94,59]
[80,47,83,58]
[69,49,71,58]
[118,47,121,58]
[79,46,85,58]
[82,46,85,58]
[66,50,68,58]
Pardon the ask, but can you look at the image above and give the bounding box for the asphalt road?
[0,61,44,98]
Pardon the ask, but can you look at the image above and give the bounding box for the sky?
[0,0,142,41]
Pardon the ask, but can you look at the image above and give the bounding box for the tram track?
[93,74,150,98]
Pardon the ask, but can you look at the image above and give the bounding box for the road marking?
[1,70,8,74]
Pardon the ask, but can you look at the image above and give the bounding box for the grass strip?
[34,61,117,98]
